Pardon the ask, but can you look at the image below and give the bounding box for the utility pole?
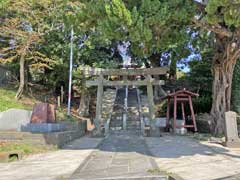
[67,26,74,117]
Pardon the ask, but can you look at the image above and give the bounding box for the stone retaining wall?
[0,109,32,131]
[0,121,87,147]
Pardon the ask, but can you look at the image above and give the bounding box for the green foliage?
[181,47,214,113]
[78,0,196,60]
[3,0,238,120]
[192,96,212,114]
[188,58,213,113]
[232,60,240,114]
[0,0,66,89]
[206,0,240,27]
[187,59,213,95]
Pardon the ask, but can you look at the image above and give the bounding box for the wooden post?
[181,102,186,124]
[188,96,197,132]
[166,98,170,128]
[173,95,177,132]
[95,75,104,123]
[57,96,61,108]
[147,75,155,121]
[61,86,64,103]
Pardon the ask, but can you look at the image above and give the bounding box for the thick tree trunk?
[210,38,240,135]
[169,58,177,80]
[15,55,25,100]
[210,62,235,135]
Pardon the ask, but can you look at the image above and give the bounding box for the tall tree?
[0,0,58,99]
[193,0,240,134]
[0,0,82,99]
[79,0,194,57]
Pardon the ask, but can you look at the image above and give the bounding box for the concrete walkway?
[0,136,102,180]
[70,131,167,180]
[146,135,240,180]
[2,133,240,180]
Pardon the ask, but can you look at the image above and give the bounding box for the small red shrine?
[165,89,198,132]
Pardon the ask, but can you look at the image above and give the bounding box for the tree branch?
[192,19,233,38]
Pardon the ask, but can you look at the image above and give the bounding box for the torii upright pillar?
[94,75,104,135]
[147,75,155,121]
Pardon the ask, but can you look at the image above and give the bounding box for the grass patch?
[0,141,57,155]
[0,87,32,112]
[192,133,212,141]
[192,133,225,141]
[56,108,79,122]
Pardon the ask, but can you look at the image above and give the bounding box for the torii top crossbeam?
[79,66,169,76]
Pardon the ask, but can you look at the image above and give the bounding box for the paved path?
[70,131,166,180]
[2,132,240,180]
[0,137,102,180]
[146,135,240,180]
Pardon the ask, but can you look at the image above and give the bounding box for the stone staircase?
[110,88,125,130]
[100,88,117,125]
[127,88,141,131]
[110,88,141,132]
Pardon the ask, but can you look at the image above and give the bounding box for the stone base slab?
[21,121,87,133]
[21,123,66,133]
[0,130,85,147]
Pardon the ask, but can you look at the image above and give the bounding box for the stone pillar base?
[224,139,240,148]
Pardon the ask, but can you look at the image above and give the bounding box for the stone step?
[101,89,117,122]
[109,88,143,132]
[127,126,141,129]
[110,127,123,131]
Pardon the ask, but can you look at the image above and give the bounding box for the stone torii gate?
[80,66,169,135]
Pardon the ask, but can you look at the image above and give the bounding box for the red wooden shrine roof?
[165,89,199,99]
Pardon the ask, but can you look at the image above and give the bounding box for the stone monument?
[30,103,56,123]
[224,111,240,148]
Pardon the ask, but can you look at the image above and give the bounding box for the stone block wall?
[0,109,32,131]
[0,121,87,147]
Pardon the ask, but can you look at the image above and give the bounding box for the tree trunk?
[25,62,30,93]
[210,38,240,135]
[15,55,25,100]
[169,58,177,80]
[15,35,32,100]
